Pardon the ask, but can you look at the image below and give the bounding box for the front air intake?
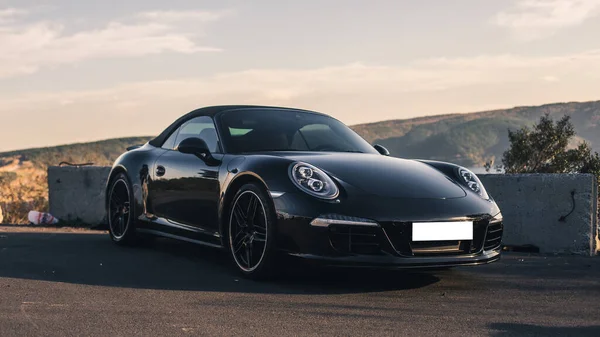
[484,221,503,250]
[328,224,382,255]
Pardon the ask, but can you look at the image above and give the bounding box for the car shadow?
[0,231,440,294]
[489,323,600,337]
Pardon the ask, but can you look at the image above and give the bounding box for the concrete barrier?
[48,166,111,225]
[480,174,598,256]
[46,167,599,255]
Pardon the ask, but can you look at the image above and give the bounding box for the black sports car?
[106,105,503,278]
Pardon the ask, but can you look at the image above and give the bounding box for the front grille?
[328,225,382,255]
[326,219,502,257]
[381,219,489,256]
[484,221,503,250]
[381,222,412,255]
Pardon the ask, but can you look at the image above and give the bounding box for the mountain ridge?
[1,100,599,170]
[351,100,600,166]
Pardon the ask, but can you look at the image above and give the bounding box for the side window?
[161,130,179,150]
[175,116,220,153]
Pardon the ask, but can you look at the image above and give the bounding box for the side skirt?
[137,215,224,249]
[136,228,224,249]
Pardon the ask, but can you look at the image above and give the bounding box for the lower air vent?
[329,225,382,255]
[484,222,503,250]
[411,240,462,254]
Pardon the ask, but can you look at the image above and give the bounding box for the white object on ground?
[28,211,59,225]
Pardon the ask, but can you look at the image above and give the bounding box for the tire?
[226,183,278,280]
[107,172,137,245]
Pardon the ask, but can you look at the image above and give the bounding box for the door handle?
[156,165,166,177]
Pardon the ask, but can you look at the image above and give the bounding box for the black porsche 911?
[106,105,503,278]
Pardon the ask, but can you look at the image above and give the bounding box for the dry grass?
[0,165,48,224]
[0,226,105,233]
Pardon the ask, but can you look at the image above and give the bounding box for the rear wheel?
[107,173,137,245]
[227,183,278,279]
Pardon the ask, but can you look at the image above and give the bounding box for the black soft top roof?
[148,105,325,147]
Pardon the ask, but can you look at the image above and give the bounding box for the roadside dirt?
[0,225,105,234]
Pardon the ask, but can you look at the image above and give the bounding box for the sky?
[1,0,600,152]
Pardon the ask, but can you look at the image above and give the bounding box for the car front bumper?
[272,191,503,269]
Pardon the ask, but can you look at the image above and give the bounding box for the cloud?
[493,0,600,40]
[136,10,229,23]
[541,75,559,82]
[2,49,599,114]
[0,7,27,23]
[0,8,224,78]
[2,49,600,150]
[418,49,600,69]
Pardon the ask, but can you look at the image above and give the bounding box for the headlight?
[289,162,339,199]
[457,167,489,199]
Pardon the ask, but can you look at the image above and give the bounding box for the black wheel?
[107,173,136,245]
[227,183,278,279]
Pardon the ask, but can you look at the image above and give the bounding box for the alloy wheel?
[108,178,131,240]
[229,190,268,272]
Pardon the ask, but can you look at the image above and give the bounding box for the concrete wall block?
[480,174,598,256]
[592,176,599,254]
[46,167,599,255]
[48,166,111,225]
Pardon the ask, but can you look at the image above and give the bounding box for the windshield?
[216,109,379,154]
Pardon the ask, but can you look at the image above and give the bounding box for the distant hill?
[351,100,600,167]
[0,137,152,171]
[1,100,599,172]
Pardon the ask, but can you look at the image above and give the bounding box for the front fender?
[221,154,299,195]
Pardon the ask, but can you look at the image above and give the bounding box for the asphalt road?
[0,227,599,337]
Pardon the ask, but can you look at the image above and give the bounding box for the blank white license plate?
[412,221,473,242]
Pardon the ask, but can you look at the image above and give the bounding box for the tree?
[502,114,600,180]
[484,160,493,173]
[502,114,600,224]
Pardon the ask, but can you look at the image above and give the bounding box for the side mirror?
[176,137,220,165]
[373,144,390,156]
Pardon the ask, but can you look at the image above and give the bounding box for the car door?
[149,116,222,233]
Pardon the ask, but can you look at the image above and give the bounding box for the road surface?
[0,227,599,336]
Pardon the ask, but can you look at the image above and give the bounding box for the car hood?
[268,152,467,199]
